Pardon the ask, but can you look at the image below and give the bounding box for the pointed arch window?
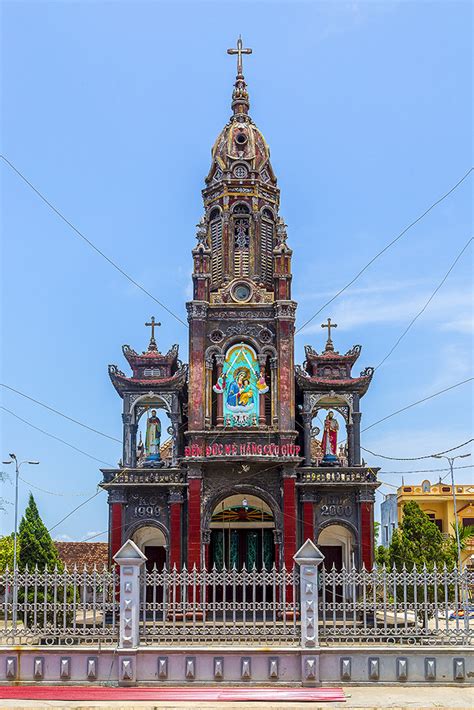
[233,203,250,277]
[261,208,274,286]
[209,207,223,286]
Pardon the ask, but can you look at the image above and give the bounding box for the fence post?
[294,539,325,685]
[113,539,147,684]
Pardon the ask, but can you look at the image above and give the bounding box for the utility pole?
[432,452,471,570]
[2,453,39,624]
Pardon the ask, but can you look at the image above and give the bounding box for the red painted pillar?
[169,494,183,569]
[302,501,314,543]
[360,501,374,570]
[187,476,202,569]
[110,503,123,561]
[283,475,297,568]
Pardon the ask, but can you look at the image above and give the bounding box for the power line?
[48,491,103,534]
[0,155,187,327]
[1,383,121,443]
[19,476,93,498]
[296,167,473,334]
[376,465,473,475]
[361,379,473,434]
[375,236,473,370]
[0,405,114,467]
[361,438,474,461]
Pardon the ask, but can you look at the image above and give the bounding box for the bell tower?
[185,38,300,570]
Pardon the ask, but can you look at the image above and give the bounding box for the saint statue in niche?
[145,409,161,460]
[321,411,339,464]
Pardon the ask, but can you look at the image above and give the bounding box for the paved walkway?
[0,685,472,709]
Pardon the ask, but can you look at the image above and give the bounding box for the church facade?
[100,41,379,573]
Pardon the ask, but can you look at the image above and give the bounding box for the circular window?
[234,165,248,179]
[235,132,248,146]
[232,282,252,302]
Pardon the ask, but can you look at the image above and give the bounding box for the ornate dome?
[205,60,276,184]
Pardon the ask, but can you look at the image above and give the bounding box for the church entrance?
[209,495,275,604]
[209,494,275,570]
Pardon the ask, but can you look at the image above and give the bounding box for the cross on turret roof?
[227,36,252,77]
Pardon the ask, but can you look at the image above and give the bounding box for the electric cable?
[0,405,115,467]
[19,476,93,497]
[1,155,187,327]
[360,438,473,461]
[374,236,473,370]
[48,490,103,533]
[296,167,473,334]
[375,465,473,475]
[360,379,473,434]
[0,383,121,443]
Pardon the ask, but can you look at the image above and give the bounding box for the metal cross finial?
[227,35,252,76]
[321,318,337,350]
[145,316,161,351]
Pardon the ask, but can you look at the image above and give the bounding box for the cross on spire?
[321,318,337,351]
[145,316,161,351]
[227,35,252,77]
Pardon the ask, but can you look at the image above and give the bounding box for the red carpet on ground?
[0,685,345,702]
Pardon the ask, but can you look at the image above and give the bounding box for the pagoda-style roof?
[108,318,187,397]
[108,364,188,397]
[304,344,362,377]
[296,321,374,397]
[295,365,374,397]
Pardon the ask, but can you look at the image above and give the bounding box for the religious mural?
[213,343,268,427]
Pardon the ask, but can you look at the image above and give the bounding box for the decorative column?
[186,302,208,431]
[294,539,325,685]
[215,354,225,427]
[114,540,147,685]
[352,393,362,466]
[257,354,268,426]
[302,410,313,467]
[205,357,213,429]
[270,356,278,426]
[359,488,375,569]
[346,421,354,467]
[122,395,136,467]
[187,465,202,569]
[275,302,296,434]
[168,490,183,569]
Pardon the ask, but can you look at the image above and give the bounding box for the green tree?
[18,493,62,571]
[0,534,16,570]
[388,501,456,571]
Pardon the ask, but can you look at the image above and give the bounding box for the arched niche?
[130,522,168,571]
[317,521,358,570]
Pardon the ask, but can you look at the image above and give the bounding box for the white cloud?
[83,531,107,541]
[54,534,73,542]
[296,282,473,335]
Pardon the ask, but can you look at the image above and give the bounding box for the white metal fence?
[140,565,300,645]
[0,564,472,647]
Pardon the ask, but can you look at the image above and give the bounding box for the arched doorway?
[318,523,356,571]
[132,525,167,571]
[209,494,275,570]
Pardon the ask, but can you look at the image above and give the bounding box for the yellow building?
[397,481,474,566]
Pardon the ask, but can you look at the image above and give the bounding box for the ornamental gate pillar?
[294,539,325,685]
[114,540,147,685]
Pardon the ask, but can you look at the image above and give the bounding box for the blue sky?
[1,1,472,541]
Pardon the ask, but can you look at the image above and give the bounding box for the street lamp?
[2,453,39,625]
[431,452,471,570]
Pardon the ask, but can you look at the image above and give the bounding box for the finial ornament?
[145,316,161,352]
[227,35,252,77]
[321,318,337,352]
